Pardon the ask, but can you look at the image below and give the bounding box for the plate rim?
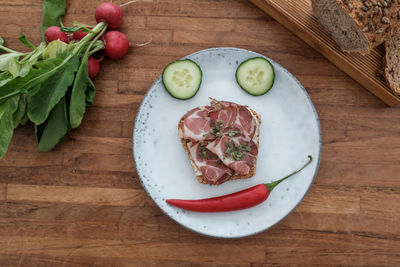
[133,47,322,239]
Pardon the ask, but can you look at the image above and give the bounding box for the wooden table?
[1,0,399,265]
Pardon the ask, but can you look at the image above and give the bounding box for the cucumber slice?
[162,59,202,100]
[235,57,275,96]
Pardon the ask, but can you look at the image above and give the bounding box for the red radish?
[72,28,91,41]
[103,31,129,59]
[44,26,69,43]
[95,2,123,29]
[88,57,100,78]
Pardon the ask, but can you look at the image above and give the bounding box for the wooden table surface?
[1,0,400,266]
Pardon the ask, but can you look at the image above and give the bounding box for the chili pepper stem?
[265,155,312,192]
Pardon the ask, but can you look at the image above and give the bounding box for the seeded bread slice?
[178,107,261,185]
[312,0,400,54]
[384,30,400,94]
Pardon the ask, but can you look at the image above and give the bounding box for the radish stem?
[72,22,106,54]
[0,45,20,54]
[131,37,152,47]
[120,0,139,7]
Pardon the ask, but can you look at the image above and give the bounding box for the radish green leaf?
[41,0,66,42]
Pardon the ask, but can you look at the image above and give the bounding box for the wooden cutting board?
[251,0,400,107]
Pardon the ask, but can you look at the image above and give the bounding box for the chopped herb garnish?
[240,142,251,152]
[227,129,240,137]
[231,150,245,161]
[225,142,234,156]
[203,120,224,138]
[211,120,224,137]
[216,159,222,166]
[224,141,251,161]
[199,145,207,158]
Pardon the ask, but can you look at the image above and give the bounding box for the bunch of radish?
[44,1,149,79]
[0,0,155,159]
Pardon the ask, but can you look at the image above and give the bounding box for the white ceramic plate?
[133,48,321,238]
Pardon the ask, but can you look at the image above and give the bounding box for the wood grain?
[0,0,400,266]
[0,185,6,202]
[6,185,150,206]
[251,0,400,106]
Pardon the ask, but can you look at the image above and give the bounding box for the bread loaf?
[384,30,400,94]
[312,0,400,53]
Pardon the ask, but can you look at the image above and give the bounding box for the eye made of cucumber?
[236,57,275,96]
[162,59,202,100]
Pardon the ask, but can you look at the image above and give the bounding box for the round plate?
[133,48,321,238]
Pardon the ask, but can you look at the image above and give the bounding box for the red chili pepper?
[166,155,312,212]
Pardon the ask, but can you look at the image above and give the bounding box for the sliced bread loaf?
[384,30,400,94]
[312,0,400,53]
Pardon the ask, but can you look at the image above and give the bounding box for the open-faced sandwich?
[178,98,261,185]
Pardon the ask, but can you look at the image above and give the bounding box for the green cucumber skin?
[235,57,275,96]
[162,59,203,100]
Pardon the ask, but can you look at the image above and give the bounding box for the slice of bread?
[384,31,400,95]
[312,0,400,54]
[178,106,261,185]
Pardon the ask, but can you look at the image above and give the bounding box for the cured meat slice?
[209,106,237,129]
[187,141,232,185]
[238,105,257,139]
[206,136,257,176]
[179,106,213,141]
[209,99,256,139]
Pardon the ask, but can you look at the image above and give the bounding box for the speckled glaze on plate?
[133,47,321,238]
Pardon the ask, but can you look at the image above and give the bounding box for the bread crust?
[312,0,400,53]
[384,31,400,95]
[178,107,261,185]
